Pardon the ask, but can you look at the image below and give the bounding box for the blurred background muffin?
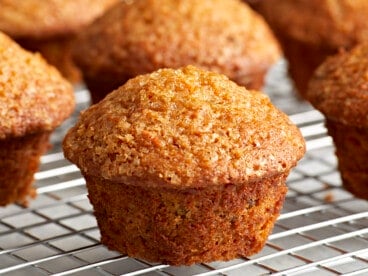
[256,0,368,98]
[63,65,305,265]
[0,0,119,83]
[73,0,281,103]
[307,43,368,199]
[0,32,75,206]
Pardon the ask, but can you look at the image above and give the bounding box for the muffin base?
[326,119,368,199]
[0,132,51,206]
[85,173,288,265]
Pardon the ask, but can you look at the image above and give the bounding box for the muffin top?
[307,43,368,127]
[257,0,368,49]
[63,66,305,188]
[0,32,75,139]
[0,0,119,39]
[73,0,281,87]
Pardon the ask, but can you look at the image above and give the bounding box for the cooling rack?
[1,60,368,276]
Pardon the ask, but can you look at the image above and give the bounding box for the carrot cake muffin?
[307,43,368,199]
[0,0,119,82]
[0,32,75,206]
[257,0,368,98]
[63,65,305,265]
[72,0,281,103]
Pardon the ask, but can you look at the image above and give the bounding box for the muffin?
[0,32,75,206]
[63,65,305,265]
[0,0,119,82]
[72,0,281,103]
[307,43,368,199]
[256,0,368,98]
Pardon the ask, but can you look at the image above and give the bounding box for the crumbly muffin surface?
[0,0,119,38]
[73,0,280,86]
[307,43,368,126]
[0,32,75,139]
[258,0,368,49]
[63,66,305,188]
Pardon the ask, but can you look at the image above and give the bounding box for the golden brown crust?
[0,0,119,39]
[0,32,75,139]
[73,0,281,92]
[63,66,305,188]
[307,43,368,127]
[257,0,368,50]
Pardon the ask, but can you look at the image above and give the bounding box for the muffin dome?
[0,31,74,139]
[72,0,281,102]
[63,65,305,188]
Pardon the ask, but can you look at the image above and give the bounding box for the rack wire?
[1,60,368,276]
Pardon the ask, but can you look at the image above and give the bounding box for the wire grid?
[1,61,368,276]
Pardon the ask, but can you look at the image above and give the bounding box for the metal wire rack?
[1,60,368,276]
